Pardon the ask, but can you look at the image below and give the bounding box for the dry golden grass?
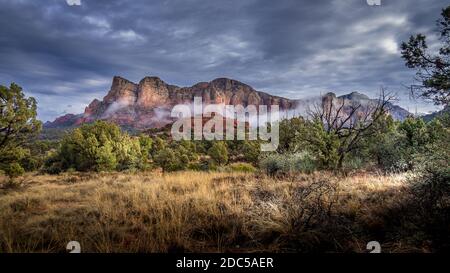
[0,170,425,253]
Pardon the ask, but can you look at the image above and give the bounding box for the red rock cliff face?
[137,76,173,108]
[104,76,138,104]
[45,76,411,129]
[48,76,297,129]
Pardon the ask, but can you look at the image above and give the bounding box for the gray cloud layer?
[0,0,447,121]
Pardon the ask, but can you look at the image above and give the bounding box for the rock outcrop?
[45,76,411,129]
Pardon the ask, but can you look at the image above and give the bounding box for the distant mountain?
[339,91,371,101]
[421,105,450,122]
[321,91,411,121]
[44,113,83,128]
[45,76,411,129]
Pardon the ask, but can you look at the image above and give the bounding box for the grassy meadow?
[0,170,438,253]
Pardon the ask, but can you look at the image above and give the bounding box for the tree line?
[0,86,447,180]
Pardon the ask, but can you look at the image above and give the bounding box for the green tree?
[395,117,429,170]
[0,83,41,150]
[305,119,340,169]
[409,113,450,242]
[0,83,41,176]
[306,91,394,170]
[0,83,42,175]
[175,139,198,161]
[389,117,448,171]
[278,117,306,153]
[114,135,142,171]
[21,140,54,171]
[401,6,450,105]
[241,141,260,165]
[4,162,24,180]
[139,134,153,159]
[399,117,429,147]
[95,139,117,171]
[363,114,402,170]
[151,136,166,157]
[154,148,177,172]
[138,134,153,169]
[426,118,447,142]
[47,121,146,172]
[207,142,228,166]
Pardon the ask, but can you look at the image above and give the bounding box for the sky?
[0,0,448,122]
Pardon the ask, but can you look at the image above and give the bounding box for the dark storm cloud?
[0,0,447,121]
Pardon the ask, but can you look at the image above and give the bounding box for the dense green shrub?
[259,154,283,176]
[303,120,340,170]
[44,121,150,173]
[226,162,257,173]
[240,141,261,165]
[278,117,306,153]
[408,135,450,250]
[187,162,202,171]
[0,83,42,176]
[259,152,316,176]
[153,147,190,172]
[207,142,228,166]
[4,162,25,179]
